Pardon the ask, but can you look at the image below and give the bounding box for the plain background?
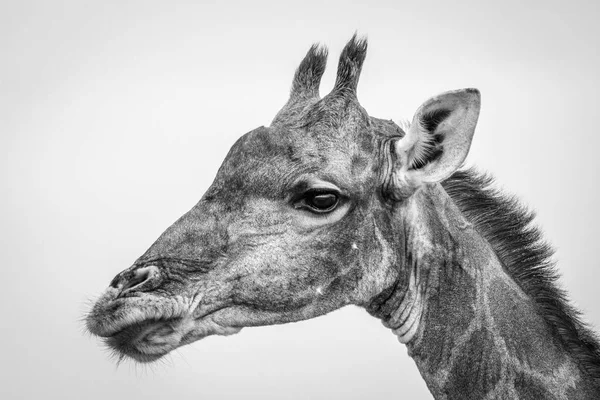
[2,1,599,399]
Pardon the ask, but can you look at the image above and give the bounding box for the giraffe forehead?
[214,125,379,195]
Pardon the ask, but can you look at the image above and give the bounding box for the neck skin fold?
[367,184,596,399]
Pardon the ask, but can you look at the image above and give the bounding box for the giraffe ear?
[394,89,480,188]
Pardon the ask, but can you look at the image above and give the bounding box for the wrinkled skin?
[86,37,479,363]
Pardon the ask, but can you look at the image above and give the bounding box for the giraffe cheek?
[231,268,315,312]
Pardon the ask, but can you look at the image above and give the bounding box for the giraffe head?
[86,36,480,363]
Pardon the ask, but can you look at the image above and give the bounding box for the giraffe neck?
[368,184,598,399]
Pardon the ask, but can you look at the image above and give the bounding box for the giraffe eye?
[297,190,340,213]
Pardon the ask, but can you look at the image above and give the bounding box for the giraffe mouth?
[108,311,238,361]
[87,293,242,363]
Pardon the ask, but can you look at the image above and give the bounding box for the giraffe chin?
[103,312,242,363]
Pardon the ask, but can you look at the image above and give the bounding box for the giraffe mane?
[442,168,600,386]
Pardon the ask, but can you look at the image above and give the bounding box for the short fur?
[443,169,600,386]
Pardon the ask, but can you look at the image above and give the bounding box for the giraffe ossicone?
[87,35,600,398]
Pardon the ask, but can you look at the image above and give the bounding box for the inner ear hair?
[393,88,480,191]
[408,108,452,170]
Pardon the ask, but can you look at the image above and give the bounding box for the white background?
[2,1,599,399]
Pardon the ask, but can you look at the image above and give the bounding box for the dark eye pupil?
[308,193,337,210]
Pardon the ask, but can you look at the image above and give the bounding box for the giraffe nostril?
[120,266,157,292]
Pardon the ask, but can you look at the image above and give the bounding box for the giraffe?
[86,36,600,398]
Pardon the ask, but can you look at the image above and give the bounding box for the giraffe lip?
[102,303,222,341]
[87,297,227,339]
[88,315,169,339]
[103,303,226,338]
[104,318,181,362]
[97,304,236,361]
[104,318,177,339]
